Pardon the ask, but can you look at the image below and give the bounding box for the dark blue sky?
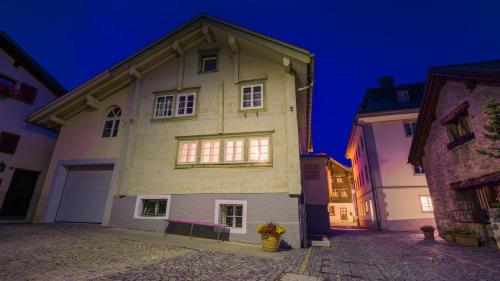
[2,1,500,165]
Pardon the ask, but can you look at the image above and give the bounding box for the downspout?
[355,122,382,230]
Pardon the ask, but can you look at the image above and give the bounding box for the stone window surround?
[151,88,200,122]
[133,194,172,220]
[214,199,247,234]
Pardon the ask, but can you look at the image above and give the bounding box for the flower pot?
[454,233,478,247]
[443,233,455,242]
[422,230,434,239]
[261,233,281,252]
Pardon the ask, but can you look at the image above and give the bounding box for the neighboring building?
[0,32,66,222]
[409,61,500,242]
[27,15,314,248]
[327,158,356,226]
[345,77,435,231]
[301,154,331,236]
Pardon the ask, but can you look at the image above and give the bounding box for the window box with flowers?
[257,222,286,252]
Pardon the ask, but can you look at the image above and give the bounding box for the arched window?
[102,107,121,138]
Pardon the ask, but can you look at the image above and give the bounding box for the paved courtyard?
[0,224,498,281]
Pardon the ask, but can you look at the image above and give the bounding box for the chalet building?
[301,154,331,236]
[346,77,435,231]
[0,32,66,222]
[327,158,356,226]
[409,61,500,243]
[27,15,314,248]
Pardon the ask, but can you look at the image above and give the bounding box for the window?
[248,136,269,162]
[134,195,171,219]
[404,122,417,137]
[397,90,410,103]
[364,201,369,214]
[178,141,197,164]
[241,84,263,109]
[225,139,244,163]
[0,132,20,155]
[154,95,175,118]
[0,74,16,98]
[340,189,348,198]
[200,55,217,73]
[102,107,121,138]
[441,102,475,150]
[335,176,343,183]
[215,200,247,234]
[201,140,220,164]
[304,164,320,180]
[329,205,335,215]
[332,190,340,197]
[419,196,433,212]
[176,93,196,116]
[413,164,425,174]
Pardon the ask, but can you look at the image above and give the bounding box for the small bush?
[420,225,435,232]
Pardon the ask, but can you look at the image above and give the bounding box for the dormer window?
[200,54,218,73]
[397,90,410,103]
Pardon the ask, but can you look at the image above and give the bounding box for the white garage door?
[56,165,114,223]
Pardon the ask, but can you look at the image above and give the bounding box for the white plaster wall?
[0,49,58,221]
[328,202,356,224]
[383,187,435,220]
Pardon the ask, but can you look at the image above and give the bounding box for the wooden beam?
[172,40,184,56]
[49,115,66,126]
[228,35,239,53]
[128,65,143,79]
[283,57,291,73]
[85,95,101,110]
[202,25,214,44]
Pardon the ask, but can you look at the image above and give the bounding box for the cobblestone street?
[0,224,499,281]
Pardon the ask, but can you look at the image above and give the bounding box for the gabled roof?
[26,14,314,150]
[0,31,66,96]
[409,60,500,165]
[359,82,425,115]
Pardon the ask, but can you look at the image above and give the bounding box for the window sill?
[151,115,197,123]
[175,162,273,169]
[197,70,218,74]
[447,132,476,150]
[134,216,168,220]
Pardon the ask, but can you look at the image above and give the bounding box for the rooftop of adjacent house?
[358,76,425,115]
[0,31,66,96]
[430,60,500,79]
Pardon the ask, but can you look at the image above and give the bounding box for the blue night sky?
[2,1,500,166]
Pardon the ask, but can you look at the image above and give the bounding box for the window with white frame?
[413,164,425,174]
[178,141,197,164]
[340,189,349,198]
[397,90,410,103]
[241,84,263,109]
[215,200,247,234]
[248,136,269,162]
[404,122,417,137]
[224,139,244,162]
[419,195,433,212]
[335,176,344,183]
[154,95,175,118]
[102,107,121,138]
[201,140,220,164]
[134,195,171,219]
[332,189,340,197]
[200,55,217,73]
[176,92,196,116]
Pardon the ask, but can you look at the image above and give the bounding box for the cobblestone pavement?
[0,224,499,281]
[305,228,500,281]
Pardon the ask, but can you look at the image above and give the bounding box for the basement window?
[134,195,171,219]
[215,200,247,234]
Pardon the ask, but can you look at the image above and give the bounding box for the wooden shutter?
[15,82,37,105]
[0,132,20,155]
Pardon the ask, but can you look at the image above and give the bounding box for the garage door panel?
[56,166,113,223]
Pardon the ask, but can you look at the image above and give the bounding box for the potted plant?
[441,229,455,242]
[453,227,479,247]
[420,225,435,239]
[257,223,286,252]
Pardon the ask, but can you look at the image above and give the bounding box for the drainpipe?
[355,122,382,230]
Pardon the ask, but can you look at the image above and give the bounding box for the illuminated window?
[102,107,121,138]
[241,84,263,109]
[419,196,433,212]
[332,190,340,197]
[340,189,348,197]
[178,141,197,164]
[335,176,343,183]
[224,139,244,163]
[201,140,220,164]
[154,95,175,118]
[248,136,269,162]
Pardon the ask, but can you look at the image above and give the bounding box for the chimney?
[378,76,394,88]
